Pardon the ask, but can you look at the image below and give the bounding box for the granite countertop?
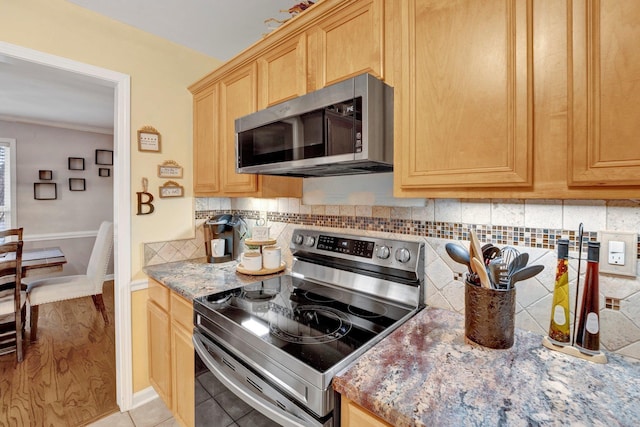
[333,307,640,427]
[143,258,285,299]
[145,260,640,425]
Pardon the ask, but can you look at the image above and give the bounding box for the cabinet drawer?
[170,292,193,331]
[148,278,170,311]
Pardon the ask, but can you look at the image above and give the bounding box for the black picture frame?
[95,149,114,165]
[99,168,111,177]
[68,157,85,170]
[69,178,86,191]
[39,170,53,180]
[34,183,57,200]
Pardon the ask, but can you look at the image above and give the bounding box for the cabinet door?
[341,397,391,427]
[171,320,194,427]
[147,300,172,407]
[310,0,383,89]
[193,86,220,195]
[395,0,532,189]
[219,64,259,194]
[258,36,307,108]
[569,0,640,186]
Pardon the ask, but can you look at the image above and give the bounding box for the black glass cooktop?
[195,274,414,372]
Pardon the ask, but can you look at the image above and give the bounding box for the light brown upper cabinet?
[219,64,260,194]
[193,86,219,195]
[569,0,640,186]
[307,0,384,89]
[191,0,640,199]
[394,0,533,190]
[257,35,307,109]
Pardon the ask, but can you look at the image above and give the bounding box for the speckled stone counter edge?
[333,307,640,427]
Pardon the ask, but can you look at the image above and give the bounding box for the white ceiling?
[0,0,302,132]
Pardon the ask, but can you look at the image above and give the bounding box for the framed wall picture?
[137,126,161,152]
[99,168,111,177]
[95,149,114,165]
[69,178,86,191]
[39,170,53,180]
[68,157,85,170]
[34,183,57,200]
[159,180,184,198]
[157,160,183,178]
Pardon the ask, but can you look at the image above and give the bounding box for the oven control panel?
[316,234,375,258]
[290,229,424,273]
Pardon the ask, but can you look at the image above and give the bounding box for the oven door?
[194,332,335,427]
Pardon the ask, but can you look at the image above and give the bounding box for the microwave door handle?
[193,333,321,427]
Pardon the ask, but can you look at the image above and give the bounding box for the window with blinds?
[0,138,17,231]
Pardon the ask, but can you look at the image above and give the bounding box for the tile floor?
[89,370,280,427]
[87,398,177,427]
[194,368,280,427]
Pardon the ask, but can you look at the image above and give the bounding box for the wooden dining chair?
[26,221,113,341]
[0,228,23,292]
[0,227,23,241]
[0,240,26,362]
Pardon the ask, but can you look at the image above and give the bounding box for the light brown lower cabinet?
[147,278,194,426]
[341,397,392,427]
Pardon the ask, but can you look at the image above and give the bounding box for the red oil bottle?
[575,241,601,354]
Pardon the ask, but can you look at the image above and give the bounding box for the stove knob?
[293,234,304,245]
[304,236,316,247]
[376,245,391,259]
[395,247,411,263]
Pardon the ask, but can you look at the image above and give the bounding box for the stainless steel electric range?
[193,229,425,427]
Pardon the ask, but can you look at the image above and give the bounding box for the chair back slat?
[0,228,24,243]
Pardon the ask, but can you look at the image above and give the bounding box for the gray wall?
[0,120,114,275]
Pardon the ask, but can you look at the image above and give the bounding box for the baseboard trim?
[131,386,159,409]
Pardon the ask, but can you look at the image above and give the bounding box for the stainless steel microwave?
[235,73,393,177]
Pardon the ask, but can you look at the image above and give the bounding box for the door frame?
[0,42,134,410]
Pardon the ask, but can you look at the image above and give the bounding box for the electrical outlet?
[598,231,638,277]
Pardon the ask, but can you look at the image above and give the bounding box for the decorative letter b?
[137,192,155,215]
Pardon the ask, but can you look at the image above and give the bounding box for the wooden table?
[20,247,67,277]
[0,247,66,291]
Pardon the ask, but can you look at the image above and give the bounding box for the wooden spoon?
[471,257,492,289]
[470,230,484,264]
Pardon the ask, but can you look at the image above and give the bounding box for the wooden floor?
[0,281,118,426]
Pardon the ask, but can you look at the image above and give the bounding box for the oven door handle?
[193,333,323,427]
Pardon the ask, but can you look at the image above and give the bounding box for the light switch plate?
[598,231,638,277]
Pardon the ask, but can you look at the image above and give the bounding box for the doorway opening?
[0,41,133,411]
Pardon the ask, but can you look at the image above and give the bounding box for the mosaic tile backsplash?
[143,197,640,360]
